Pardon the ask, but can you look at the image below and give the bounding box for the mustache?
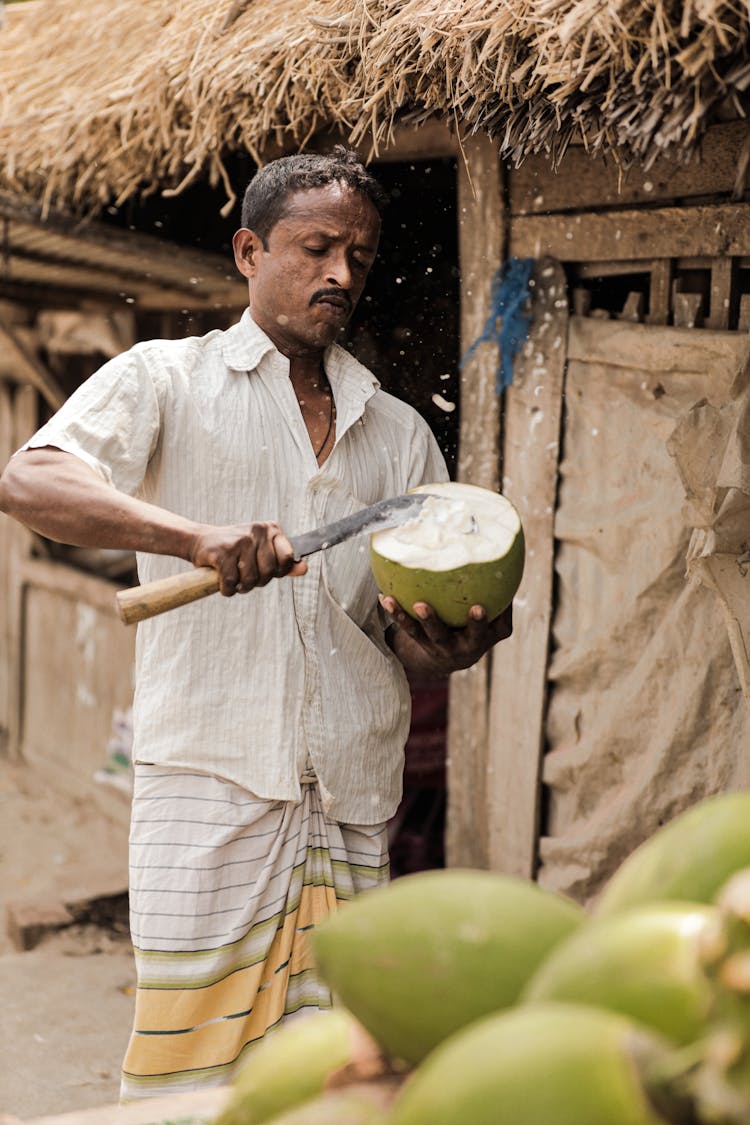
[310,287,352,312]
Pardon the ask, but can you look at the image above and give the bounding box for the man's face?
[233,181,381,355]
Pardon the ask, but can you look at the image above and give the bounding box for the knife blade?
[116,491,433,625]
[289,491,431,561]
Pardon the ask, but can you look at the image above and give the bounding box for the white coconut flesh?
[375,483,521,571]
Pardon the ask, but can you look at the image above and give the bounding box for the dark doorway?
[343,158,459,876]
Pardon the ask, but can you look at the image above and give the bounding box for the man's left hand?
[380,595,513,676]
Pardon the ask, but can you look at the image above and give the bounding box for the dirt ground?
[0,758,137,1121]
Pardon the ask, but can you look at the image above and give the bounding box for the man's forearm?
[0,448,200,561]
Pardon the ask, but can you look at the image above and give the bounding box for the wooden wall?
[509,121,750,330]
[0,369,135,824]
[446,119,750,876]
[20,558,135,823]
[0,378,35,760]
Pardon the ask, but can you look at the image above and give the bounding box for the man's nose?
[325,253,352,291]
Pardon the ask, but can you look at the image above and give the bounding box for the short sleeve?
[19,348,162,496]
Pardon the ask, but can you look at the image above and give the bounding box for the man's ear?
[232,228,263,279]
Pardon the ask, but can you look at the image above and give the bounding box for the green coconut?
[311,869,584,1066]
[597,791,750,918]
[388,1003,685,1125]
[370,481,524,627]
[695,869,750,1117]
[214,1009,385,1125]
[523,901,720,1045]
[250,1080,399,1125]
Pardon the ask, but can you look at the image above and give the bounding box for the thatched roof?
[1,0,750,215]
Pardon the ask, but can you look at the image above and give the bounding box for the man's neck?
[248,309,328,391]
[288,353,327,392]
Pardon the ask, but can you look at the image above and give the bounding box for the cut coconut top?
[372,482,521,571]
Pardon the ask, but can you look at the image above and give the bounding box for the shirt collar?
[325,342,380,398]
[220,308,278,372]
[221,308,381,399]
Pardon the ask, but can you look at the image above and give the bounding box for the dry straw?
[1,0,749,214]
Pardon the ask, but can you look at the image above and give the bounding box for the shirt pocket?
[315,478,385,630]
[322,534,380,630]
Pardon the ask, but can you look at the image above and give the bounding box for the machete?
[116,491,433,625]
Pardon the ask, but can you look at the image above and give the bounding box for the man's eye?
[304,246,326,256]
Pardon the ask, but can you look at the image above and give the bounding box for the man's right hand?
[190,522,307,597]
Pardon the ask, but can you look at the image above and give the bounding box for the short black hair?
[240,146,387,245]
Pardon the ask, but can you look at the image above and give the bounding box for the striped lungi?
[121,763,389,1101]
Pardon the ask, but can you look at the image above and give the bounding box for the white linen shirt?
[23,309,448,823]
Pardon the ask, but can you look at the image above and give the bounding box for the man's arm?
[0,447,305,595]
[382,594,513,676]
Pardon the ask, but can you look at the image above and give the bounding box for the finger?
[380,596,454,650]
[241,522,279,590]
[218,560,240,597]
[378,594,425,642]
[490,602,513,641]
[465,603,513,644]
[235,551,258,593]
[253,533,279,588]
[463,604,492,642]
[410,602,453,646]
[270,529,298,573]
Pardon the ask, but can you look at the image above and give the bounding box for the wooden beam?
[20,1086,230,1124]
[0,318,66,410]
[0,382,14,756]
[618,291,645,322]
[510,202,750,262]
[673,290,704,328]
[311,119,458,164]
[486,259,569,879]
[134,287,247,311]
[0,280,124,311]
[445,132,505,870]
[510,122,750,215]
[370,119,458,163]
[2,248,244,308]
[647,260,673,325]
[19,556,129,615]
[707,257,736,330]
[1,384,36,759]
[0,193,236,288]
[573,259,655,279]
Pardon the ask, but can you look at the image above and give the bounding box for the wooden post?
[647,260,673,325]
[0,380,14,756]
[707,257,736,330]
[0,382,36,759]
[486,260,569,878]
[445,133,505,869]
[0,320,65,411]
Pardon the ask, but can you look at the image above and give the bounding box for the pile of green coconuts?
[214,790,750,1125]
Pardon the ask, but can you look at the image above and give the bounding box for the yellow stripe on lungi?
[120,765,389,1101]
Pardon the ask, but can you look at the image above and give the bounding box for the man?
[0,148,512,1099]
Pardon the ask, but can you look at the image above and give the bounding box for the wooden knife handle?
[116,567,220,625]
